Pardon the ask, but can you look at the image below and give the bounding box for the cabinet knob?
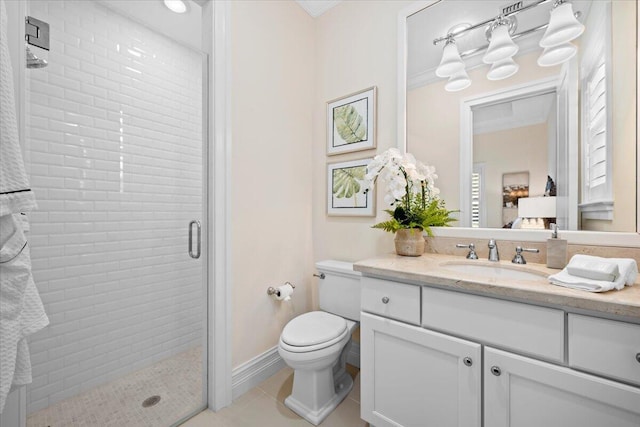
[463,357,473,367]
[636,353,640,364]
[490,366,502,376]
[381,296,390,304]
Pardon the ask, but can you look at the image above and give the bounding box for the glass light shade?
[483,24,519,64]
[164,0,187,13]
[487,57,519,80]
[537,42,577,67]
[436,41,465,78]
[445,70,471,92]
[539,2,585,48]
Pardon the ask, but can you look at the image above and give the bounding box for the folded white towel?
[549,254,638,292]
[566,256,620,282]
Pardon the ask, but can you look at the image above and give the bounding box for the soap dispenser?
[546,224,567,269]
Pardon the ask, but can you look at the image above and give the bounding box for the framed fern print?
[326,87,377,155]
[327,158,375,216]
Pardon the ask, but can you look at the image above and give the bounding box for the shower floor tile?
[27,347,203,427]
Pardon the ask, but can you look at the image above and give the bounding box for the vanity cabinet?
[360,312,481,427]
[484,347,640,427]
[360,277,640,427]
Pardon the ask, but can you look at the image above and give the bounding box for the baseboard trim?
[231,341,360,401]
[231,346,286,400]
[347,341,360,368]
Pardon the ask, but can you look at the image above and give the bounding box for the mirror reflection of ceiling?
[473,91,555,135]
[407,0,592,89]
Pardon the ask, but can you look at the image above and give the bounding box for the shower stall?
[2,0,217,425]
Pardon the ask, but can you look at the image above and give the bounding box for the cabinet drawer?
[361,277,421,325]
[422,287,565,362]
[568,314,640,386]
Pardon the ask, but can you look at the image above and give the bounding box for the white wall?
[312,0,412,271]
[25,0,204,412]
[230,0,315,368]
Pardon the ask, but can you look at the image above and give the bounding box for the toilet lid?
[281,311,347,347]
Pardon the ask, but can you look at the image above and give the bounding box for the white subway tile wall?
[24,0,204,414]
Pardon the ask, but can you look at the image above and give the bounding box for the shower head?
[26,46,48,69]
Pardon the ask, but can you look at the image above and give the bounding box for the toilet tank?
[316,260,361,321]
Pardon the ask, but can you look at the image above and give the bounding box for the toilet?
[278,260,361,425]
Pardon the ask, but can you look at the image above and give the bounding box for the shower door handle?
[188,220,201,259]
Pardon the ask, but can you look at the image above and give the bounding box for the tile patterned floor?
[27,347,203,427]
[181,364,367,427]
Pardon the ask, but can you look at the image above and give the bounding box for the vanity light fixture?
[537,42,577,67]
[482,19,519,64]
[539,0,585,48]
[435,38,465,78]
[518,196,557,229]
[432,0,584,91]
[487,57,519,81]
[445,69,472,92]
[164,0,187,14]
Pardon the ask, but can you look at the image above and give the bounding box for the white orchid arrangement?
[365,148,456,235]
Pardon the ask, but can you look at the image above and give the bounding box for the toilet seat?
[280,311,348,353]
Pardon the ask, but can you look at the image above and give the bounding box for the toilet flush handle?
[313,273,325,279]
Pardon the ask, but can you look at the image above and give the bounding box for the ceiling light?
[487,57,519,80]
[445,70,471,92]
[164,0,187,14]
[435,39,465,78]
[539,1,584,48]
[483,22,519,64]
[537,42,577,67]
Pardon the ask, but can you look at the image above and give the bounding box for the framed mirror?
[398,0,640,245]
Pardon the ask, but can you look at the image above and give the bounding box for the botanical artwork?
[327,158,375,216]
[333,103,367,144]
[327,87,376,155]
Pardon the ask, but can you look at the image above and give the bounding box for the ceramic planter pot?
[394,228,425,256]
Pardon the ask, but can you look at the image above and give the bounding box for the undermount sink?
[440,262,548,282]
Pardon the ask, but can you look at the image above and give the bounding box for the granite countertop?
[354,253,640,320]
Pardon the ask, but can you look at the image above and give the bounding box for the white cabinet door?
[361,312,481,427]
[485,347,640,427]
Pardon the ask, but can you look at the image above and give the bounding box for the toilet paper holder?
[267,281,295,296]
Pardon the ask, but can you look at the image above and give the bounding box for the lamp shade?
[487,57,519,80]
[539,2,584,48]
[518,196,557,218]
[445,69,471,92]
[436,40,465,78]
[537,42,577,67]
[483,24,519,64]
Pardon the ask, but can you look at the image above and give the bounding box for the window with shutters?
[471,163,485,228]
[579,1,613,220]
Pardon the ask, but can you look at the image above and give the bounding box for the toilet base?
[284,370,353,426]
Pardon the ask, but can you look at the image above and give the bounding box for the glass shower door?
[22,1,207,425]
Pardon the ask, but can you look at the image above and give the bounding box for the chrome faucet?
[488,239,499,262]
[512,246,540,265]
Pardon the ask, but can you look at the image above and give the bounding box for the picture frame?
[326,86,377,156]
[327,158,375,217]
